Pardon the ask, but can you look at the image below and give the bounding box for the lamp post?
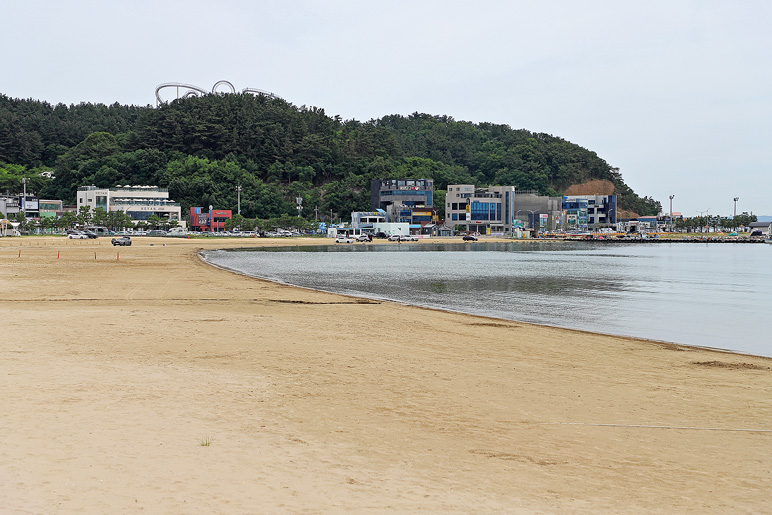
[236,185,242,215]
[669,195,675,231]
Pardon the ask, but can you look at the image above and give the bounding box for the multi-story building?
[446,185,565,234]
[513,191,563,232]
[562,195,617,230]
[445,184,516,233]
[0,196,20,217]
[19,195,40,218]
[77,185,183,226]
[189,207,232,232]
[39,199,63,218]
[0,195,44,218]
[370,179,433,211]
[351,210,388,231]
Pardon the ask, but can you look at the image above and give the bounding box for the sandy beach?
[1,236,770,514]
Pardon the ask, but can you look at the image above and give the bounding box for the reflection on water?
[204,241,772,357]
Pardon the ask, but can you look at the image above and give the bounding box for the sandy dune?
[1,236,770,513]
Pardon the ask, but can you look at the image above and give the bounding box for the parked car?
[356,234,372,242]
[84,231,98,239]
[111,236,132,246]
[334,235,354,243]
[67,232,88,239]
[387,234,401,241]
[374,232,387,239]
[462,234,478,241]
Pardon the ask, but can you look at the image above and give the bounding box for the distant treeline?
[0,93,661,219]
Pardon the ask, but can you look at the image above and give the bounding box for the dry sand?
[1,236,770,514]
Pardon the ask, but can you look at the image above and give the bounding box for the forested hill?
[0,93,661,219]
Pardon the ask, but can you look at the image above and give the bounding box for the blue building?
[562,195,617,230]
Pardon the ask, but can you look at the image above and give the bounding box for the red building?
[190,207,232,232]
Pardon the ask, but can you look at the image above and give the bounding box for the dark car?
[462,234,478,241]
[84,231,98,239]
[111,236,132,246]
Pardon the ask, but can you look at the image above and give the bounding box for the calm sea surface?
[203,241,772,357]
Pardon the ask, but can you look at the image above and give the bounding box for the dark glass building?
[370,179,434,211]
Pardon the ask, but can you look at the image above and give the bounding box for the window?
[470,201,490,221]
[451,213,458,221]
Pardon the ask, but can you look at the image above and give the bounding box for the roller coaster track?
[155,80,279,105]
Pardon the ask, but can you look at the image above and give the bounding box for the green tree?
[77,205,92,227]
[147,214,162,230]
[91,207,108,227]
[59,211,77,229]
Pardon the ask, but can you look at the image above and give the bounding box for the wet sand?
[1,236,771,513]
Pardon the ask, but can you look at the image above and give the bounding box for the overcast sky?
[3,0,770,217]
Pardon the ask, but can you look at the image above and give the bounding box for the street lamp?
[236,185,242,215]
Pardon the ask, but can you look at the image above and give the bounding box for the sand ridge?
[1,236,771,513]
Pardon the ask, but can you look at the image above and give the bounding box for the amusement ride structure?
[154,80,279,105]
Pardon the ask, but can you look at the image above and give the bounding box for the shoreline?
[2,236,771,513]
[199,248,770,360]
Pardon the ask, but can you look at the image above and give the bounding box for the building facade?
[39,199,63,218]
[0,197,20,217]
[370,179,433,211]
[189,207,232,232]
[513,191,563,232]
[0,195,41,218]
[351,210,388,231]
[445,184,514,233]
[445,185,566,234]
[77,185,183,226]
[562,195,617,230]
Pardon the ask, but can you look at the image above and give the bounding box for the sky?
[3,0,771,217]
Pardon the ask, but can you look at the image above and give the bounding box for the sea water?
[203,241,772,357]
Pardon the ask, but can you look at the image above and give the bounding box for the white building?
[0,197,20,217]
[76,185,184,226]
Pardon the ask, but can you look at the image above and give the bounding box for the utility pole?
[236,185,242,215]
[698,208,710,233]
[21,177,27,217]
[314,206,318,221]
